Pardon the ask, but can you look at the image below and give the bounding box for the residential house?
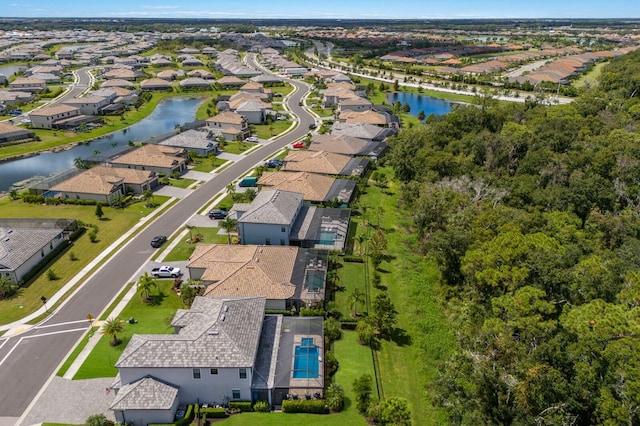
[205,111,250,141]
[0,122,35,145]
[0,218,74,284]
[330,122,396,142]
[110,296,324,425]
[139,78,173,91]
[338,109,388,127]
[155,70,183,81]
[309,133,387,160]
[232,189,350,251]
[257,171,355,204]
[186,69,214,79]
[103,69,137,81]
[337,97,373,113]
[217,76,246,88]
[158,129,219,156]
[282,150,369,177]
[102,79,135,89]
[110,144,186,176]
[0,90,34,105]
[50,167,125,204]
[188,245,325,309]
[62,96,111,115]
[235,100,269,125]
[29,104,81,129]
[178,77,211,90]
[9,77,46,93]
[240,82,271,98]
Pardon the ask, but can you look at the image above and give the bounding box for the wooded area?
[386,49,640,425]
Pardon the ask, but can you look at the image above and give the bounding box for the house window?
[239,368,247,379]
[193,368,201,379]
[232,389,241,400]
[210,368,218,375]
[41,250,45,257]
[280,239,285,246]
[265,238,271,245]
[281,226,286,233]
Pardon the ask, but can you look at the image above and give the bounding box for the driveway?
[153,185,192,199]
[183,170,214,182]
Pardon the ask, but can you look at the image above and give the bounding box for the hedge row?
[282,399,328,414]
[265,309,293,316]
[228,401,252,412]
[201,407,227,419]
[343,255,364,263]
[174,404,194,426]
[22,194,104,206]
[340,319,358,330]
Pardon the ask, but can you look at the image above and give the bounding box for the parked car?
[265,159,283,168]
[292,141,305,149]
[208,209,228,219]
[8,109,22,116]
[239,177,258,187]
[151,265,182,278]
[245,136,258,142]
[150,235,167,248]
[309,123,316,130]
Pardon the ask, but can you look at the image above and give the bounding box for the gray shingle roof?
[0,227,63,271]
[236,190,302,225]
[116,297,265,369]
[109,377,178,410]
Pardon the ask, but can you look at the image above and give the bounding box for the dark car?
[8,109,23,116]
[208,210,228,220]
[150,235,167,248]
[265,159,283,168]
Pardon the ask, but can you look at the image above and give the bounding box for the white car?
[245,136,258,142]
[151,266,182,278]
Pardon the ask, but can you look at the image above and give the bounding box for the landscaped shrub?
[174,404,194,426]
[282,399,328,414]
[253,400,270,412]
[325,383,345,412]
[300,307,325,317]
[325,351,339,377]
[353,374,373,413]
[343,255,364,263]
[228,401,252,412]
[22,194,44,204]
[324,317,342,343]
[201,407,228,418]
[265,309,293,316]
[47,268,59,280]
[340,319,358,330]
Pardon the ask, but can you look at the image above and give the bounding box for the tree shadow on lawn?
[146,291,168,307]
[388,326,412,347]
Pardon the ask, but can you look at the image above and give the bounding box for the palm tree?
[0,276,18,300]
[73,157,87,169]
[142,189,154,207]
[355,234,367,256]
[347,288,365,318]
[137,272,157,302]
[219,217,238,244]
[101,317,125,346]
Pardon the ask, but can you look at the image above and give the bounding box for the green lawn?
[191,157,228,172]
[163,226,230,261]
[0,196,169,325]
[358,170,455,424]
[335,261,366,318]
[270,83,294,97]
[72,279,184,379]
[168,176,196,188]
[251,121,292,140]
[220,331,371,426]
[574,61,606,89]
[221,141,256,155]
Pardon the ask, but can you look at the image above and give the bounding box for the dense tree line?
[386,49,640,425]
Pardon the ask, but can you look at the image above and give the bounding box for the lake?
[386,92,454,118]
[0,65,27,78]
[0,97,204,191]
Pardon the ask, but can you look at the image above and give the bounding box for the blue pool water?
[302,337,314,347]
[318,230,337,245]
[293,345,320,379]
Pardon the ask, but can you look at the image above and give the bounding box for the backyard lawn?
[72,279,183,379]
[0,195,169,325]
[219,331,371,426]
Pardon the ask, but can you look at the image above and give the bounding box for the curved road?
[0,72,313,422]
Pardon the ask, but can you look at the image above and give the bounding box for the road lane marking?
[0,327,86,368]
[36,320,91,329]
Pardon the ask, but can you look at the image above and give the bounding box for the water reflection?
[0,97,204,191]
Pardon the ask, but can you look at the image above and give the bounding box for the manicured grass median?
[72,279,183,379]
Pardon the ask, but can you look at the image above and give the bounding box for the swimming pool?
[318,230,337,245]
[293,343,320,379]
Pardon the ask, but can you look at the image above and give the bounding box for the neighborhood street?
[0,72,313,424]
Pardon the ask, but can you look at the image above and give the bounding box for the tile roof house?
[338,109,388,126]
[9,77,47,93]
[282,150,369,177]
[110,296,324,424]
[330,122,397,141]
[309,133,387,160]
[155,70,184,81]
[258,171,355,204]
[217,75,246,88]
[205,111,250,141]
[158,129,219,156]
[110,144,186,176]
[28,104,81,129]
[62,95,111,115]
[0,122,35,145]
[0,218,72,284]
[178,77,211,90]
[139,78,173,91]
[337,97,373,112]
[51,165,157,203]
[188,245,317,309]
[232,189,350,251]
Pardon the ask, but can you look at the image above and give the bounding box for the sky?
[3,0,639,19]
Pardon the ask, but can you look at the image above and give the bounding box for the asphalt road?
[0,72,313,419]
